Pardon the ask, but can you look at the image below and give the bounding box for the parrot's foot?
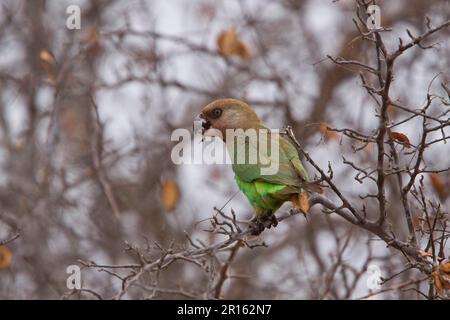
[249,218,265,235]
[266,215,278,228]
[248,214,278,235]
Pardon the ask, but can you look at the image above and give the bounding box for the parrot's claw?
[249,219,265,235]
[267,215,278,228]
[248,215,278,235]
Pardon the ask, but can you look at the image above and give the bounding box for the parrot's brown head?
[199,98,262,139]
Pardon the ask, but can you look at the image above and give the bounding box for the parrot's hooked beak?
[193,113,213,142]
[197,113,212,134]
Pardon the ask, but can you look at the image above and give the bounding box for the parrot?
[199,98,322,235]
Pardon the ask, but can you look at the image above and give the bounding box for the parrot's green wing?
[229,129,320,216]
[280,135,309,182]
[229,130,311,188]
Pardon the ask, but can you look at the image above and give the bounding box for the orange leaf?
[0,246,12,269]
[443,278,450,290]
[161,180,180,212]
[217,28,252,60]
[433,270,444,294]
[440,261,450,274]
[318,122,339,141]
[217,28,237,56]
[39,49,56,65]
[433,263,450,294]
[299,192,310,213]
[430,173,446,197]
[388,131,412,148]
[39,49,57,84]
[291,192,309,214]
[236,40,252,60]
[417,250,433,258]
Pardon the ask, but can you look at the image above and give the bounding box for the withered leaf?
[318,122,338,141]
[161,180,180,212]
[39,49,57,84]
[433,270,444,294]
[299,192,310,213]
[217,28,252,60]
[388,131,412,148]
[430,173,446,197]
[433,262,450,294]
[39,49,56,65]
[417,250,433,258]
[0,246,12,269]
[235,40,252,60]
[440,261,450,274]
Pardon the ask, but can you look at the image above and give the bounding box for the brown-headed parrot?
[199,98,321,234]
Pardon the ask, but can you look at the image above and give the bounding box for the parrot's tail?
[291,192,310,214]
[300,181,323,194]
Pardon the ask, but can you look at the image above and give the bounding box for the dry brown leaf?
[217,28,237,56]
[433,262,450,294]
[440,261,450,274]
[291,192,309,214]
[235,40,252,60]
[388,131,412,148]
[433,270,444,294]
[417,250,444,260]
[217,28,252,60]
[430,173,446,197]
[39,49,57,84]
[443,278,450,290]
[318,122,338,141]
[39,49,56,65]
[417,250,433,258]
[161,180,180,212]
[299,192,310,213]
[0,245,12,269]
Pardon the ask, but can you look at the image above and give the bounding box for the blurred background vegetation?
[0,0,448,299]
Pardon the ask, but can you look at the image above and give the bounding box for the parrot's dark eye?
[210,108,222,118]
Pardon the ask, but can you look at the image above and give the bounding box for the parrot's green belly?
[235,176,289,216]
